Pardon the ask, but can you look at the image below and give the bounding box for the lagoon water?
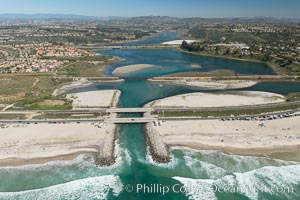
[101,49,275,77]
[1,32,300,200]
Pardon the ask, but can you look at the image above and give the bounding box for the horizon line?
[0,13,299,19]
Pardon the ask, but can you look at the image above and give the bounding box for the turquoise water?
[1,32,300,200]
[100,49,275,77]
[121,31,181,46]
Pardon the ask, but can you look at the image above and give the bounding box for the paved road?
[105,118,156,124]
[0,119,104,124]
[107,108,152,113]
[0,109,106,115]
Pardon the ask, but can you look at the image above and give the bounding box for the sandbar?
[147,91,285,108]
[112,64,160,76]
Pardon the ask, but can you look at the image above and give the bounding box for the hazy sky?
[0,0,299,18]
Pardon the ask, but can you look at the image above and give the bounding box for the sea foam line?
[0,175,123,200]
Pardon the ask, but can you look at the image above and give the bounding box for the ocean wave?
[0,175,123,200]
[172,146,299,173]
[0,141,131,193]
[0,155,94,171]
[183,156,227,179]
[144,146,179,169]
[174,164,300,200]
[173,177,216,200]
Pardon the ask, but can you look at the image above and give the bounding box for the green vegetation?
[0,54,120,110]
[0,75,72,109]
[158,105,300,118]
[57,61,106,77]
[0,114,26,120]
[16,97,73,110]
[287,92,300,102]
[188,28,262,44]
[286,63,300,75]
[32,113,103,120]
[56,55,119,77]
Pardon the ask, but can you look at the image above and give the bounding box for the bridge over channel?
[105,118,156,124]
[107,108,152,113]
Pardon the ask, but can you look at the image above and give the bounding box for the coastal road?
[0,119,105,124]
[105,118,156,124]
[0,109,107,115]
[107,108,153,113]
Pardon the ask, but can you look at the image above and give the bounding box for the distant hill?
[0,13,128,21]
[132,15,300,24]
[0,14,298,23]
[0,13,99,20]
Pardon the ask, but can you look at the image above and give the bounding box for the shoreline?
[0,152,95,168]
[170,146,300,162]
[146,91,286,108]
[112,64,160,76]
[149,79,259,90]
[149,75,300,83]
[149,116,300,162]
[0,122,118,167]
[171,144,300,159]
[178,48,284,75]
[145,123,171,163]
[0,88,122,167]
[53,78,123,97]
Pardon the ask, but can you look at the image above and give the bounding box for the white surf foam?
[173,146,299,173]
[173,177,216,200]
[183,156,227,179]
[174,164,300,200]
[144,146,179,169]
[0,154,94,171]
[0,175,123,200]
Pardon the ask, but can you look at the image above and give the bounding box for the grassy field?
[287,92,300,102]
[0,75,72,109]
[158,105,300,118]
[32,113,103,120]
[0,55,121,110]
[0,114,26,120]
[286,63,300,75]
[56,55,120,77]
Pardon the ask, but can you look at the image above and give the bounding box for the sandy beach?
[53,78,92,96]
[112,64,160,76]
[180,80,258,90]
[0,88,121,166]
[146,91,285,108]
[151,116,300,157]
[0,122,116,166]
[151,79,258,90]
[66,90,121,109]
[161,40,197,45]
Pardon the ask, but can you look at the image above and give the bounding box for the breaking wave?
[0,175,123,200]
[174,164,300,200]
